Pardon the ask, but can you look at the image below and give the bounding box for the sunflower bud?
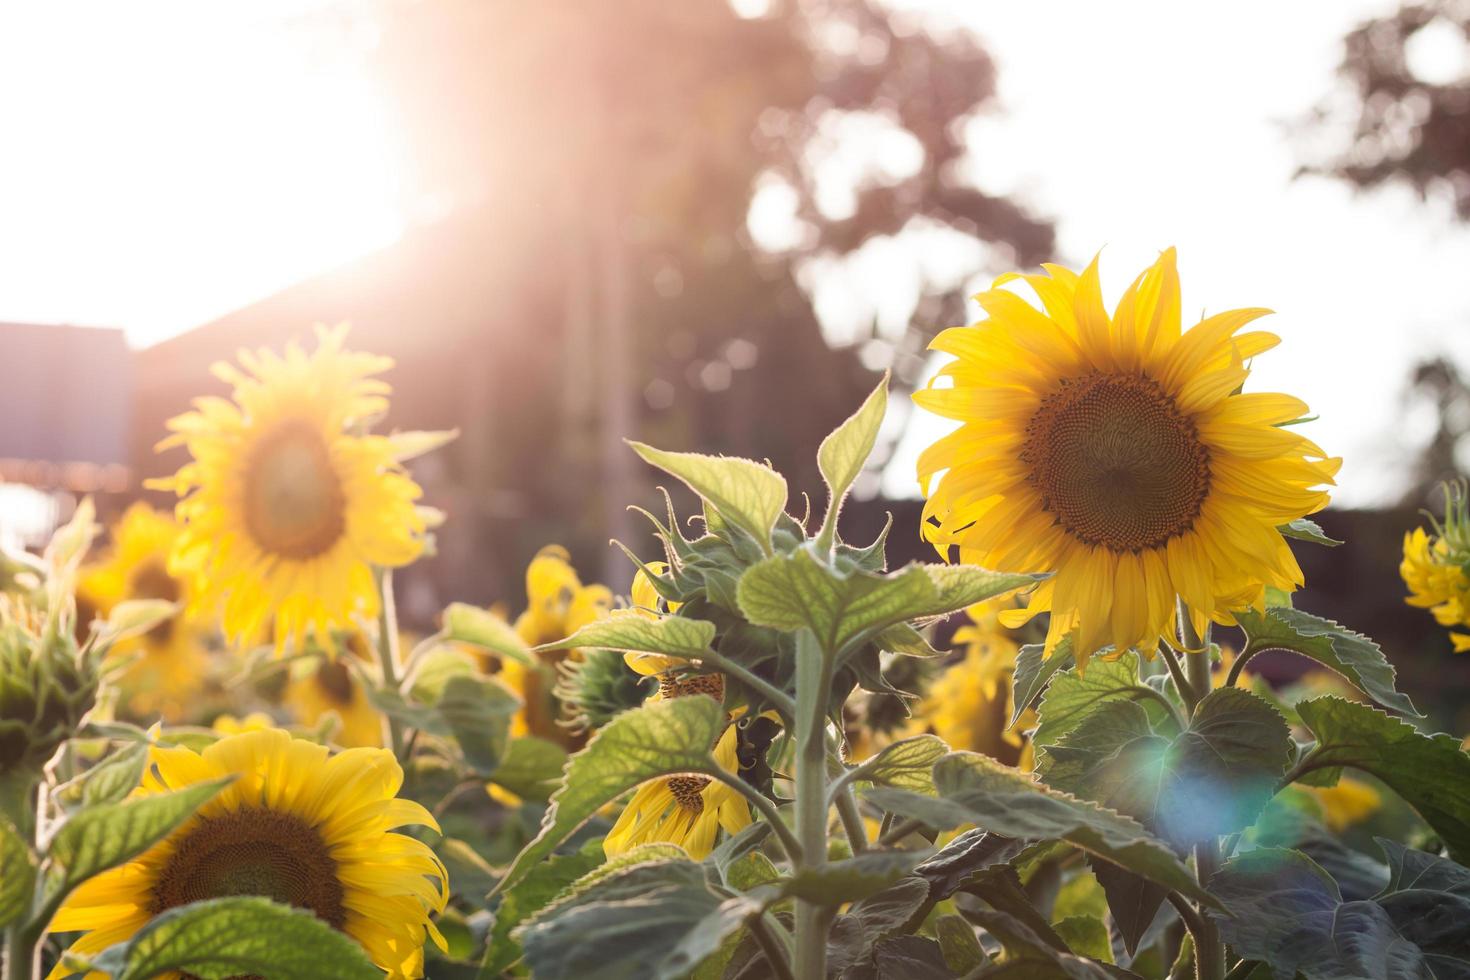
[554,646,654,733]
[0,598,100,776]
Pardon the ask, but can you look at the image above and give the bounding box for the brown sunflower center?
[242,419,346,560]
[315,659,356,707]
[128,561,180,643]
[150,808,345,929]
[1021,372,1211,552]
[656,673,724,812]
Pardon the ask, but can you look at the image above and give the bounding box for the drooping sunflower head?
[79,503,209,721]
[50,729,447,979]
[603,674,751,860]
[150,325,426,652]
[915,249,1339,665]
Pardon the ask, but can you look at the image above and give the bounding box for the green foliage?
[933,751,1216,905]
[85,896,380,980]
[844,733,948,794]
[53,739,149,812]
[816,372,889,543]
[44,777,231,906]
[481,839,605,977]
[1043,687,1293,845]
[486,735,568,802]
[0,812,32,929]
[1031,652,1165,756]
[1010,636,1075,728]
[1295,696,1470,863]
[1277,517,1343,547]
[538,612,717,660]
[443,601,537,667]
[736,547,1037,657]
[491,695,725,895]
[629,442,789,554]
[436,674,521,774]
[1210,848,1440,980]
[516,857,769,980]
[959,909,1117,979]
[784,848,928,904]
[1234,607,1420,717]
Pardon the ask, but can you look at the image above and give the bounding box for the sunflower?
[78,504,209,722]
[603,673,751,860]
[914,249,1339,664]
[282,654,383,748]
[49,729,447,979]
[211,711,276,735]
[1401,487,1470,651]
[490,546,613,745]
[911,599,1033,767]
[149,325,426,651]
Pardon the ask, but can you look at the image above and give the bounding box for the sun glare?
[0,2,405,346]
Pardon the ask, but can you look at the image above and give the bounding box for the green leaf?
[913,829,1027,899]
[1090,861,1168,958]
[736,547,1038,657]
[1234,607,1420,717]
[436,674,520,775]
[931,752,1217,907]
[960,909,1117,979]
[481,839,604,977]
[936,914,988,972]
[1054,916,1114,964]
[54,740,150,811]
[1279,517,1343,547]
[847,734,949,794]
[536,611,717,658]
[517,857,768,980]
[1032,652,1162,756]
[99,599,177,644]
[1296,696,1470,864]
[629,442,788,553]
[1042,687,1293,845]
[86,896,379,980]
[1210,848,1428,980]
[783,849,928,904]
[1011,637,1075,728]
[45,778,231,905]
[1373,840,1470,974]
[490,696,725,896]
[817,372,889,534]
[443,602,536,667]
[961,864,1070,952]
[0,813,33,929]
[487,735,568,802]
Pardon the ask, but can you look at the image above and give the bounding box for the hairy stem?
[705,769,802,865]
[1178,600,1224,980]
[374,567,407,760]
[793,630,830,980]
[699,649,796,721]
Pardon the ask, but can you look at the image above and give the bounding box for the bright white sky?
[3,0,1470,506]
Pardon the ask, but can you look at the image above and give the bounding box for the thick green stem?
[3,926,35,980]
[793,631,830,980]
[374,568,407,760]
[1178,601,1224,980]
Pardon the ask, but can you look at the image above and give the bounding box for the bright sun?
[0,2,405,346]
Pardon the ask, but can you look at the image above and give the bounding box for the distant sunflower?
[78,503,209,721]
[49,729,447,979]
[603,673,750,860]
[283,654,383,748]
[915,249,1339,663]
[494,546,612,745]
[913,599,1033,767]
[1401,486,1470,651]
[149,325,425,651]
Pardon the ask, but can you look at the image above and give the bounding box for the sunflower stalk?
[373,567,408,760]
[1179,600,1225,980]
[792,628,831,980]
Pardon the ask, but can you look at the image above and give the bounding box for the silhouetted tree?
[353,0,1054,583]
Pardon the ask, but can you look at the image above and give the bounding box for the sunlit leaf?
[629,442,788,552]
[817,372,889,535]
[537,611,716,659]
[442,602,536,667]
